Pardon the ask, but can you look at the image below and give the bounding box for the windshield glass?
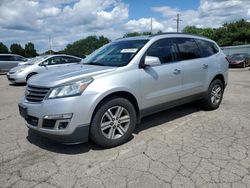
[83,40,149,67]
[25,56,48,65]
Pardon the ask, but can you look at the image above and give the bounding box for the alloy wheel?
[211,84,222,105]
[100,106,130,139]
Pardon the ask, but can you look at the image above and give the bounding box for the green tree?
[123,32,152,38]
[183,19,250,46]
[63,36,110,57]
[24,42,38,57]
[10,43,25,56]
[0,42,9,53]
[42,50,55,55]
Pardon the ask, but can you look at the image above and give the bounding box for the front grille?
[26,116,38,126]
[25,85,50,102]
[43,119,56,129]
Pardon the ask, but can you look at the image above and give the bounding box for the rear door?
[175,38,206,96]
[0,55,16,72]
[140,38,183,110]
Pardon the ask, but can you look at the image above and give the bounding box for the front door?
[140,38,183,110]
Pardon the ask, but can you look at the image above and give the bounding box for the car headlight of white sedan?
[16,68,25,73]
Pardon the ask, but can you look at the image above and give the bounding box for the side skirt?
[140,92,206,118]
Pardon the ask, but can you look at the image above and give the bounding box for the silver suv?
[7,54,82,83]
[18,33,228,148]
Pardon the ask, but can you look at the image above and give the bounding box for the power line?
[174,14,182,32]
[49,36,52,54]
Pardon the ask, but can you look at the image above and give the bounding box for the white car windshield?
[24,56,49,65]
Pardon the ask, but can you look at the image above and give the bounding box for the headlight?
[47,78,93,99]
[16,68,25,73]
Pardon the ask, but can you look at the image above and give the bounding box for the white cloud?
[152,6,179,18]
[0,0,249,53]
[124,18,165,32]
[41,7,61,17]
[0,0,129,52]
[152,0,250,30]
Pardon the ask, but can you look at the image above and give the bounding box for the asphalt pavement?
[0,69,250,188]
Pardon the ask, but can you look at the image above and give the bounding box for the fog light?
[44,113,73,120]
[58,122,69,129]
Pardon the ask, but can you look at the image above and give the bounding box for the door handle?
[203,64,208,69]
[173,69,181,75]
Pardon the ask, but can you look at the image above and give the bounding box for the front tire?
[202,79,224,110]
[90,97,136,148]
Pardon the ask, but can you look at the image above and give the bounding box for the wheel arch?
[210,74,225,88]
[26,72,38,81]
[90,91,141,125]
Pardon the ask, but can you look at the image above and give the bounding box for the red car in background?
[228,53,250,68]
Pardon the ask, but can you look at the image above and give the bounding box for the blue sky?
[0,0,249,52]
[124,0,200,19]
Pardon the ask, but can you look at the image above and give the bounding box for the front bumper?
[28,125,89,143]
[6,72,26,83]
[18,95,96,143]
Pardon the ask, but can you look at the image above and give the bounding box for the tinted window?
[146,39,178,64]
[196,39,218,57]
[43,56,62,65]
[175,38,201,60]
[61,56,81,64]
[0,55,13,61]
[14,56,25,61]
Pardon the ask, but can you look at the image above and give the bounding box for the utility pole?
[49,36,52,54]
[150,17,153,34]
[174,14,182,32]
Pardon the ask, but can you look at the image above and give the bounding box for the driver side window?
[43,57,62,66]
[146,39,178,64]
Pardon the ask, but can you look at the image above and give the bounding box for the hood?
[10,64,31,72]
[28,64,116,87]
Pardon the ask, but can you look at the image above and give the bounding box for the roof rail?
[150,32,210,39]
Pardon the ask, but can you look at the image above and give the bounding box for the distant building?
[221,44,250,56]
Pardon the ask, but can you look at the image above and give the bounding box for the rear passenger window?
[0,55,12,61]
[175,38,201,60]
[146,39,178,64]
[195,39,218,57]
[60,57,81,64]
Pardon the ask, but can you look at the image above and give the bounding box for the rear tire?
[201,79,224,110]
[90,97,136,148]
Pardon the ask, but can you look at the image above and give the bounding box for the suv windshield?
[83,40,149,67]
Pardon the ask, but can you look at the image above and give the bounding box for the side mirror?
[40,60,49,66]
[144,56,161,67]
